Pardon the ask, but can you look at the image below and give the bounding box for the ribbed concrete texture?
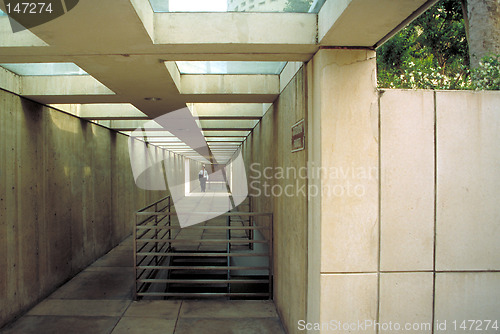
[0,90,167,328]
[1,236,286,334]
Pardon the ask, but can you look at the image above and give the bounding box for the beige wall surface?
[240,67,500,333]
[379,272,434,334]
[380,90,435,271]
[435,272,500,333]
[305,62,499,332]
[241,68,308,334]
[0,90,167,328]
[307,49,379,333]
[377,89,500,334]
[436,91,500,271]
[315,50,379,275]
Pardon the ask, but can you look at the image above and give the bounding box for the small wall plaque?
[291,119,305,152]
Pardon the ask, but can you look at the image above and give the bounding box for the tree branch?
[460,0,470,45]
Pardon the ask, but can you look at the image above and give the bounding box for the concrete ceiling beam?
[154,12,317,46]
[189,103,270,117]
[181,94,278,104]
[78,104,149,120]
[318,0,437,47]
[198,116,261,120]
[206,140,244,143]
[203,131,250,137]
[199,120,259,129]
[0,67,20,94]
[180,74,279,95]
[97,120,161,128]
[20,75,115,99]
[113,127,173,131]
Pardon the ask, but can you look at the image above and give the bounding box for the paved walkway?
[1,236,285,334]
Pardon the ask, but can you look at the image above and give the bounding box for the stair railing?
[133,204,273,300]
[133,196,172,300]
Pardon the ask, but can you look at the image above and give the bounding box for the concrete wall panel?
[242,68,307,334]
[320,274,378,333]
[379,273,434,333]
[435,272,500,333]
[316,50,379,273]
[436,91,500,270]
[380,90,435,271]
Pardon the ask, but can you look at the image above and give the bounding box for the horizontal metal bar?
[138,279,269,284]
[136,253,165,279]
[137,252,269,257]
[136,292,269,297]
[136,225,269,231]
[136,211,272,217]
[136,245,161,265]
[135,242,175,247]
[136,239,267,244]
[137,266,269,270]
[137,196,171,212]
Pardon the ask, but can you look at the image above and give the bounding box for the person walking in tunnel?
[199,164,209,192]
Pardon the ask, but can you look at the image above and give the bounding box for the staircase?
[165,252,229,298]
[134,196,273,300]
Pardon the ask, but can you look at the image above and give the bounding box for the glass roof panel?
[150,0,326,13]
[0,63,87,76]
[177,61,286,75]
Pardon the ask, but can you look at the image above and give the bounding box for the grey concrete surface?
[0,236,286,334]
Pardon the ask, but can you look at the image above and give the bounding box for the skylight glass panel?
[176,61,286,75]
[150,0,326,13]
[0,63,88,76]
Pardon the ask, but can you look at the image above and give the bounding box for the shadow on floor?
[0,236,286,334]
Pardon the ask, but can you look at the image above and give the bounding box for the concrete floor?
[1,236,285,334]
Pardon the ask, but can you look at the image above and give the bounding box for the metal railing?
[134,196,172,297]
[133,197,273,300]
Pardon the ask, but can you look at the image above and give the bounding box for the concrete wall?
[307,49,380,333]
[300,48,500,333]
[0,89,167,328]
[381,90,500,333]
[311,88,500,333]
[241,67,308,334]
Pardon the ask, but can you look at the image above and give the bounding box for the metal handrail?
[137,196,170,213]
[133,196,172,297]
[136,211,272,216]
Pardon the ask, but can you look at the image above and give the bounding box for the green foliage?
[284,0,313,12]
[471,54,500,90]
[377,0,471,89]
